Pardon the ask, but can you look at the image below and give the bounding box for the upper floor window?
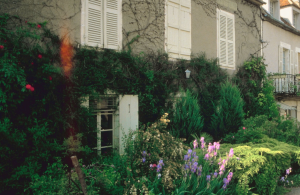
[217,9,235,69]
[279,42,292,74]
[81,0,122,50]
[166,0,191,60]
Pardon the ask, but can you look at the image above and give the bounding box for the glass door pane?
[101,131,113,147]
[101,113,113,130]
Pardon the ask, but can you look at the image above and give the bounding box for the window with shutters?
[166,0,191,60]
[81,0,122,50]
[279,43,292,74]
[217,9,235,69]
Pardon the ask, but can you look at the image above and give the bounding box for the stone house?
[0,0,266,153]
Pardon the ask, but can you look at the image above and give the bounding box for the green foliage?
[122,114,189,194]
[168,88,204,142]
[210,81,245,139]
[223,115,300,147]
[233,57,279,119]
[218,137,300,195]
[189,54,228,135]
[0,14,93,194]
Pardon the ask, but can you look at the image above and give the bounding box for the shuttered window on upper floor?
[217,9,235,69]
[166,0,191,60]
[81,0,121,50]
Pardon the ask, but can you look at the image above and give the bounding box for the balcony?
[269,74,300,96]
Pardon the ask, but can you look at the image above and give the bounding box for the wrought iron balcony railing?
[269,74,300,95]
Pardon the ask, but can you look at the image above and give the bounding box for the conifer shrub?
[189,54,228,135]
[210,81,245,139]
[167,88,204,143]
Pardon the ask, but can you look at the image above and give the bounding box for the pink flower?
[243,127,246,130]
[0,45,4,49]
[38,54,42,59]
[49,76,52,81]
[31,62,34,65]
[37,24,41,28]
[193,139,198,149]
[152,164,157,168]
[233,136,234,138]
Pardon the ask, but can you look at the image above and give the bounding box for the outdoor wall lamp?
[185,69,191,79]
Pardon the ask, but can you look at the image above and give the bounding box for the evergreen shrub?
[168,88,204,143]
[210,81,245,139]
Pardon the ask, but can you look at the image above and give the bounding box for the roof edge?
[246,0,266,6]
[262,8,300,36]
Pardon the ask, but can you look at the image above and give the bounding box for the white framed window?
[81,94,139,155]
[217,9,235,69]
[81,0,122,50]
[295,47,300,74]
[279,42,291,74]
[166,0,191,60]
[90,96,117,155]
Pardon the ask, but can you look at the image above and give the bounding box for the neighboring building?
[262,0,300,121]
[0,0,266,153]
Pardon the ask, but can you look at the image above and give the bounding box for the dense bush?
[189,54,228,135]
[217,137,300,194]
[233,57,279,119]
[210,81,245,139]
[167,88,204,142]
[223,115,300,147]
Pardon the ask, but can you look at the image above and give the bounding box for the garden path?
[285,187,300,195]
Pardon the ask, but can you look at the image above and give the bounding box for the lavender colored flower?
[184,155,188,161]
[286,168,292,175]
[204,153,210,161]
[192,151,197,158]
[142,151,147,156]
[228,148,234,158]
[196,166,202,176]
[201,143,205,149]
[223,178,229,185]
[142,157,146,163]
[200,137,205,142]
[280,177,285,182]
[184,164,189,170]
[150,164,153,168]
[206,175,211,182]
[222,183,227,190]
[188,149,192,154]
[213,172,218,178]
[193,139,198,149]
[159,159,164,166]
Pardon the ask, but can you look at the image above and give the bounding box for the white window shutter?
[279,46,283,73]
[296,52,299,74]
[104,0,119,50]
[291,50,294,75]
[179,3,191,59]
[286,50,290,74]
[118,95,139,155]
[86,0,103,47]
[219,12,227,66]
[227,15,235,68]
[167,2,180,56]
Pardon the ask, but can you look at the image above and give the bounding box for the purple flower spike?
[222,183,227,190]
[223,178,229,185]
[228,148,234,158]
[206,175,211,182]
[142,157,146,163]
[142,151,147,156]
[214,172,218,177]
[188,149,192,154]
[184,155,188,161]
[204,153,210,161]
